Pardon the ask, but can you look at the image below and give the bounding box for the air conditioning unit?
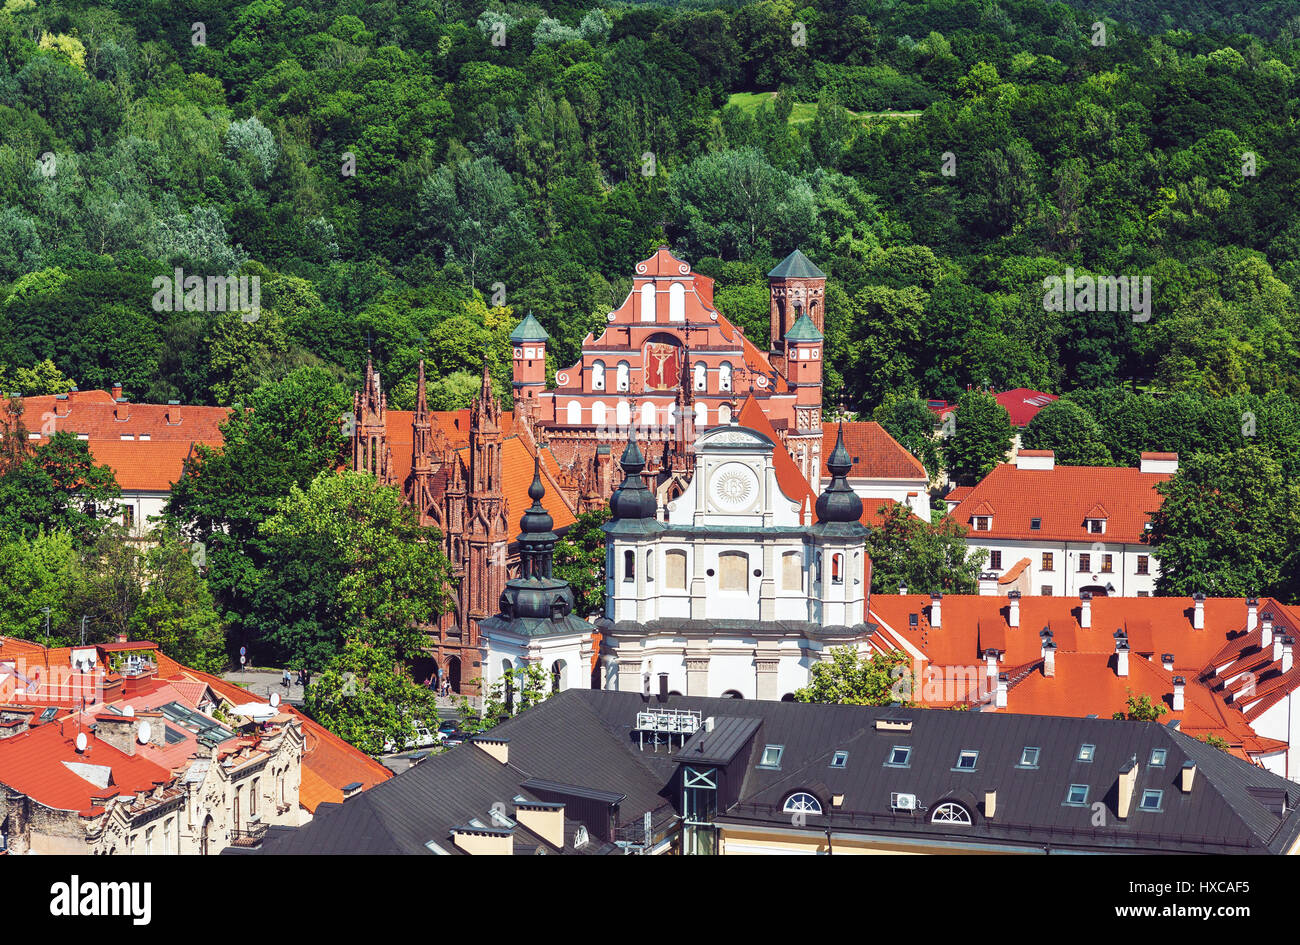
[891,792,918,811]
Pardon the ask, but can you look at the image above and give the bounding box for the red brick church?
[350,247,923,695]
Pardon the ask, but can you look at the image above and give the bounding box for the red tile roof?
[0,721,172,814]
[928,388,1059,427]
[739,396,814,521]
[947,463,1169,543]
[81,439,199,492]
[283,705,394,811]
[20,396,229,443]
[868,594,1286,755]
[820,422,926,480]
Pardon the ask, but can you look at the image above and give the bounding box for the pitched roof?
[82,439,198,492]
[821,422,926,481]
[0,722,172,814]
[247,690,1300,855]
[768,249,826,279]
[19,396,229,443]
[928,388,1059,428]
[738,396,813,522]
[509,312,549,344]
[783,313,823,341]
[948,463,1168,543]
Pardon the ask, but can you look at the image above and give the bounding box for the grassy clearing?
[725,91,921,123]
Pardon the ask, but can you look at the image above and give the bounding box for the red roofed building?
[819,420,931,520]
[947,450,1173,597]
[867,594,1294,774]
[928,387,1059,428]
[12,391,232,539]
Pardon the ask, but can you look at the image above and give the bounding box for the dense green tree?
[553,507,611,616]
[940,391,1014,485]
[1021,399,1114,466]
[794,647,912,706]
[1148,447,1300,599]
[0,431,120,543]
[866,502,986,595]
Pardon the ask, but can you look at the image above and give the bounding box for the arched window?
[591,401,606,426]
[832,553,843,585]
[718,551,748,591]
[615,399,630,426]
[502,660,515,713]
[717,403,732,424]
[782,792,823,815]
[616,361,630,392]
[669,282,685,321]
[931,802,972,825]
[781,551,802,590]
[623,549,635,582]
[640,401,656,428]
[640,282,655,321]
[693,361,707,391]
[591,361,605,391]
[815,553,823,584]
[695,402,708,427]
[645,550,654,582]
[665,550,687,589]
[566,400,582,425]
[551,660,565,693]
[719,361,733,392]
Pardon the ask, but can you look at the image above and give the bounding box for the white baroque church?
[595,422,873,700]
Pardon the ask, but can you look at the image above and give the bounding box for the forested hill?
[1060,0,1300,39]
[0,0,1298,422]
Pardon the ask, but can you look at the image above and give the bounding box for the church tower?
[353,353,394,485]
[466,363,510,635]
[405,357,437,522]
[809,423,870,628]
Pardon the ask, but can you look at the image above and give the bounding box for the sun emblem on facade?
[713,464,757,509]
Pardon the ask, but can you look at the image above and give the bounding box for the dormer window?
[1087,519,1105,534]
[1030,517,1041,530]
[973,516,991,531]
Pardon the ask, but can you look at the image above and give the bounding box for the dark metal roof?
[677,717,762,765]
[768,249,826,279]
[239,690,1300,856]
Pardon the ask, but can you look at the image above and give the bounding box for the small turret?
[815,423,863,525]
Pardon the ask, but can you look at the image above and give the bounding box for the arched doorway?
[412,656,439,690]
[200,816,213,856]
[446,656,462,694]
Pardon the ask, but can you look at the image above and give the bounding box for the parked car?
[382,723,444,754]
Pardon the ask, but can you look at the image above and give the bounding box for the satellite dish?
[75,732,87,752]
[123,705,135,717]
[270,692,280,707]
[137,721,152,744]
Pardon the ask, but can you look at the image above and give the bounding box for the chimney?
[1015,449,1055,470]
[995,672,1008,709]
[1247,597,1259,632]
[1180,760,1196,794]
[1172,676,1185,712]
[1283,637,1294,674]
[1117,756,1139,818]
[1192,592,1205,629]
[514,801,565,848]
[1262,612,1274,651]
[985,648,999,680]
[94,715,138,756]
[1139,452,1179,474]
[897,583,907,595]
[166,400,182,425]
[472,735,509,765]
[111,382,122,400]
[54,393,70,418]
[1161,653,1174,672]
[1080,590,1092,628]
[1008,590,1020,628]
[984,789,997,820]
[341,781,363,800]
[1042,642,1056,677]
[930,593,942,628]
[1115,639,1129,678]
[114,397,130,422]
[1273,629,1285,663]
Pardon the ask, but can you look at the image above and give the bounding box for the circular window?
[930,802,972,825]
[706,568,715,577]
[752,569,762,577]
